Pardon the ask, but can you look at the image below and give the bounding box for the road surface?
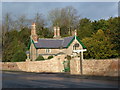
[2,71,118,88]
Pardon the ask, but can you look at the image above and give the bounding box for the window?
[46,49,51,53]
[73,43,79,50]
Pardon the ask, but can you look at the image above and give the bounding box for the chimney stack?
[53,26,57,37]
[57,27,60,36]
[31,23,36,35]
[75,29,77,36]
[53,26,61,39]
[31,23,38,43]
[72,29,77,36]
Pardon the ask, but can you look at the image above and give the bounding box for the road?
[2,71,118,88]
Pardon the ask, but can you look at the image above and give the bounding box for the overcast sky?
[2,2,118,21]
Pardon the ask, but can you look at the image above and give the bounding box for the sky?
[2,2,118,22]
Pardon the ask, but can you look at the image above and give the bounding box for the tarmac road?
[2,71,119,88]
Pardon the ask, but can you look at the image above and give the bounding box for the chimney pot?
[57,27,60,36]
[54,27,57,37]
[75,29,77,36]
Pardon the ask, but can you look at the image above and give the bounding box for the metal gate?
[62,60,70,72]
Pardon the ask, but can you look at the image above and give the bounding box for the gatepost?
[70,49,87,75]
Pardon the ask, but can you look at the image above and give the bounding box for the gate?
[62,55,71,72]
[62,60,70,72]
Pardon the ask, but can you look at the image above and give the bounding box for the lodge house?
[28,23,86,61]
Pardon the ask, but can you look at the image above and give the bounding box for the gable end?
[65,36,86,49]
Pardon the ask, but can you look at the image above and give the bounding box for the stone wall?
[70,58,119,76]
[70,58,80,75]
[2,57,119,76]
[82,59,119,76]
[2,55,65,73]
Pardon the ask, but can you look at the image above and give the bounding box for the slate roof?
[34,36,74,49]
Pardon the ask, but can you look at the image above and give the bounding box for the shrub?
[36,55,44,61]
[66,55,71,60]
[11,51,27,62]
[48,55,53,59]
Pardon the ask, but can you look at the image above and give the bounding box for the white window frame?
[45,49,51,53]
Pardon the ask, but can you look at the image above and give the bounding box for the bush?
[66,55,71,60]
[11,51,27,62]
[48,55,53,59]
[36,55,44,61]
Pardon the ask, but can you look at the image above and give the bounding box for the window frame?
[45,49,51,53]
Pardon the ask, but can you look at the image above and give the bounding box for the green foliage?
[37,28,53,38]
[2,27,30,62]
[19,27,31,48]
[82,29,118,59]
[11,50,27,62]
[106,17,120,56]
[78,18,93,39]
[2,11,119,62]
[92,19,109,32]
[63,67,70,72]
[66,55,71,60]
[63,60,70,72]
[36,55,45,61]
[60,26,70,37]
[48,55,53,59]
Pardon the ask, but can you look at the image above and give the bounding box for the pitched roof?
[34,36,74,49]
[62,36,74,47]
[28,36,86,49]
[35,39,63,48]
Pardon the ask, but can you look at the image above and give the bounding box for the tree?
[11,50,27,62]
[77,18,93,39]
[48,8,61,26]
[3,13,13,32]
[62,6,79,35]
[2,13,13,50]
[92,19,109,32]
[107,17,120,56]
[34,13,46,36]
[48,6,79,36]
[19,27,31,48]
[42,28,53,38]
[2,29,28,62]
[82,29,118,59]
[16,15,29,31]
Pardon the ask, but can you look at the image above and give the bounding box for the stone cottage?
[28,23,86,61]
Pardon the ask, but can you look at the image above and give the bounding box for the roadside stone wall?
[70,58,80,75]
[2,62,27,71]
[83,59,119,76]
[70,58,119,76]
[2,55,65,73]
[2,57,119,76]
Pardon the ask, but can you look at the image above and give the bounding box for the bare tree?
[63,6,79,35]
[48,8,61,26]
[3,13,13,32]
[16,14,29,31]
[2,13,13,50]
[48,6,80,36]
[34,12,47,36]
[34,13,46,27]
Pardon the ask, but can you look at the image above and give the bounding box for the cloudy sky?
[2,2,118,21]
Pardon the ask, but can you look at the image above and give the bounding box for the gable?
[65,36,86,49]
[28,39,37,50]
